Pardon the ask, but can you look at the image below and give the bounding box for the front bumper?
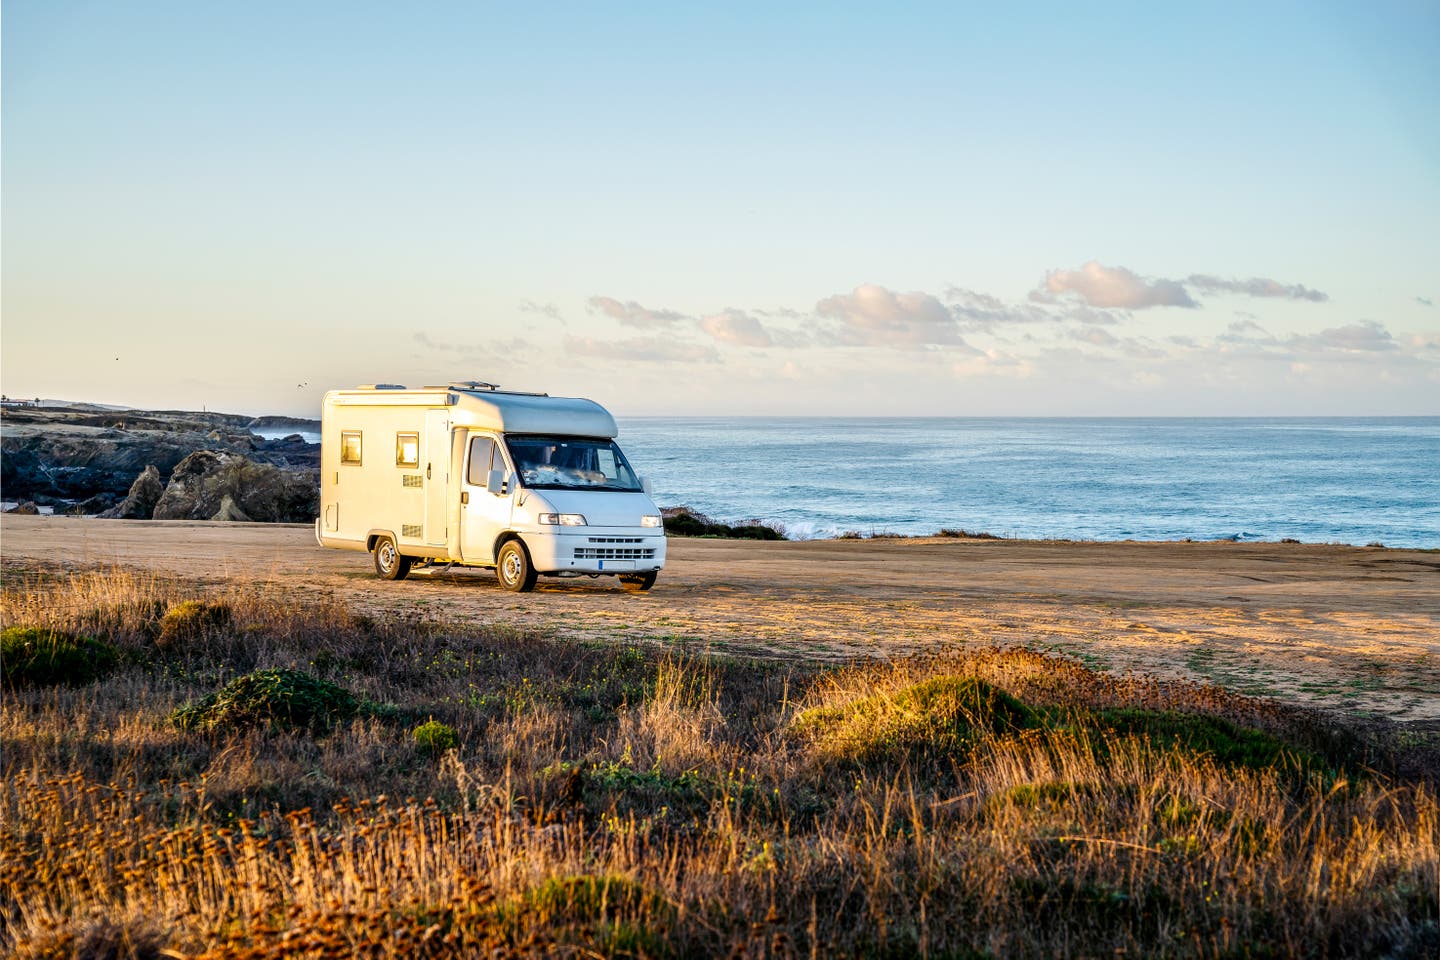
[525,530,667,574]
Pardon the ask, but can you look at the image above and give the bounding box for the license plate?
[598,560,636,572]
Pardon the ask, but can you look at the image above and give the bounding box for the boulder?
[68,493,117,516]
[210,494,252,522]
[99,465,165,519]
[152,451,318,523]
[6,501,40,514]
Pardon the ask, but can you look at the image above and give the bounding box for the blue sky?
[3,1,1437,416]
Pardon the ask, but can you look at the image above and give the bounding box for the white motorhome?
[315,381,665,592]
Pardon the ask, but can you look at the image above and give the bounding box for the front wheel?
[373,537,411,581]
[620,571,658,592]
[496,540,538,593]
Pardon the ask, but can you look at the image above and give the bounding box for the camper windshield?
[504,435,643,492]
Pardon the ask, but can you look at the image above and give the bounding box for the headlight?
[640,515,662,528]
[538,513,587,526]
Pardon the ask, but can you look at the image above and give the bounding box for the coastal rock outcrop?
[99,465,165,519]
[1,402,319,515]
[151,451,318,523]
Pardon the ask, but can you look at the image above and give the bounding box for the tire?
[620,571,658,592]
[496,540,537,593]
[373,536,411,581]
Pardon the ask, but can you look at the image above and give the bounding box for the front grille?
[588,537,643,544]
[574,547,657,560]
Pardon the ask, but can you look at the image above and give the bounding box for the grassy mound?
[792,675,1040,764]
[170,668,360,732]
[157,599,232,647]
[1088,707,1325,774]
[1,626,118,687]
[662,507,785,540]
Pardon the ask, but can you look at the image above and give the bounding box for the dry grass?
[1,562,1437,958]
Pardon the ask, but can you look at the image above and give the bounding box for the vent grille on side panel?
[401,524,423,538]
[402,475,423,488]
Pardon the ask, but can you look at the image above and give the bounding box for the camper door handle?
[426,464,431,479]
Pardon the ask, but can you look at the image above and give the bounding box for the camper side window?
[340,431,362,465]
[467,437,496,486]
[395,432,419,468]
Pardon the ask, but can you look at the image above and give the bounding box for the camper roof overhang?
[454,392,618,437]
[325,388,618,438]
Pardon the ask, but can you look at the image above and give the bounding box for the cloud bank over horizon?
[460,259,1438,414]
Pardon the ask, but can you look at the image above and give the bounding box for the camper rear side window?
[340,431,362,465]
[395,432,419,467]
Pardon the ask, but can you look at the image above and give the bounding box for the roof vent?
[357,383,408,390]
[448,380,500,391]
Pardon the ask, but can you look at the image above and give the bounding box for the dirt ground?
[3,515,1437,722]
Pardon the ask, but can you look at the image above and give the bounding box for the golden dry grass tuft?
[1,562,1437,958]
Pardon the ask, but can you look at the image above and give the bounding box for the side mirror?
[487,469,505,495]
[640,475,654,495]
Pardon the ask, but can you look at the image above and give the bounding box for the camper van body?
[315,383,665,591]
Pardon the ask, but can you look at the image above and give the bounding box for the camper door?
[424,409,449,546]
[461,434,512,563]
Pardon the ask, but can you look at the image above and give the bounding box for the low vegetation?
[1,563,1436,958]
[1,626,118,688]
[661,506,786,540]
[156,599,233,647]
[170,668,364,732]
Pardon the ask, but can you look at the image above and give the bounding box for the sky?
[3,1,1438,417]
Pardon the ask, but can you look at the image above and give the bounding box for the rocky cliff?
[2,403,320,521]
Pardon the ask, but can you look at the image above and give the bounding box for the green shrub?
[793,676,1039,765]
[170,668,359,732]
[413,719,459,754]
[1089,708,1324,773]
[1,627,118,687]
[157,600,232,647]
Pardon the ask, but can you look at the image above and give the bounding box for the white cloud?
[1220,319,1270,340]
[1031,262,1329,310]
[1070,327,1119,347]
[815,283,969,349]
[586,296,689,328]
[952,349,1036,379]
[1032,261,1198,309]
[943,286,1058,330]
[519,300,563,321]
[1292,320,1397,353]
[1186,274,1328,302]
[699,309,773,348]
[564,335,719,364]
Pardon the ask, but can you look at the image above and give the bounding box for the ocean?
[614,417,1440,548]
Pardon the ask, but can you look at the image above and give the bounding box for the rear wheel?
[496,540,538,593]
[620,571,658,592]
[373,537,411,581]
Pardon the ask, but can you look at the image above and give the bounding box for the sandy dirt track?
[3,515,1437,722]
